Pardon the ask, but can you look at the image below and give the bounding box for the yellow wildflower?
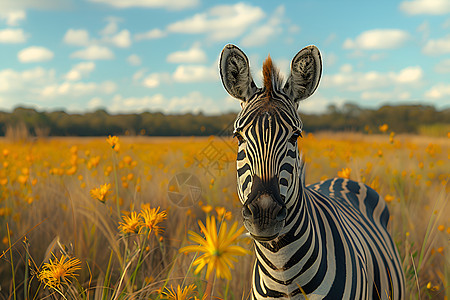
[201,205,213,214]
[384,194,394,203]
[139,206,167,237]
[90,183,111,203]
[337,168,351,179]
[379,124,388,133]
[215,207,227,219]
[106,135,120,152]
[38,253,81,289]
[389,132,395,144]
[179,216,250,280]
[119,211,142,234]
[160,284,197,300]
[123,155,133,165]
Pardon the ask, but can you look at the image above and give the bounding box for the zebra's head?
[219,44,322,241]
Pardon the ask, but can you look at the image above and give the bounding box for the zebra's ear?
[283,45,322,103]
[219,44,258,102]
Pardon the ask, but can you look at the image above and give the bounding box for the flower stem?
[204,270,215,300]
[112,151,120,218]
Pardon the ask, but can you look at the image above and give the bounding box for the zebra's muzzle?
[242,193,287,241]
[242,175,287,241]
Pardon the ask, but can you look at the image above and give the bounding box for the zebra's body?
[252,176,404,299]
[219,44,405,299]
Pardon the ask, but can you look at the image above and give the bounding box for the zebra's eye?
[233,131,246,145]
[289,130,302,144]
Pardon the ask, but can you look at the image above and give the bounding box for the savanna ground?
[0,129,448,299]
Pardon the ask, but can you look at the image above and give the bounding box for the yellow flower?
[337,167,351,179]
[201,205,213,214]
[38,253,81,289]
[106,135,120,152]
[139,206,167,237]
[160,284,197,300]
[179,216,250,280]
[379,124,388,133]
[384,194,395,203]
[389,132,395,144]
[215,206,226,219]
[123,155,133,165]
[90,183,111,203]
[119,211,143,234]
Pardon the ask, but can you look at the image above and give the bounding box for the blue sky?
[0,0,449,114]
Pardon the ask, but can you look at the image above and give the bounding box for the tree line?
[0,103,448,138]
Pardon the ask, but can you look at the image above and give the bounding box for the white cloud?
[425,83,450,99]
[400,0,450,15]
[109,92,236,114]
[166,43,207,63]
[100,16,122,36]
[64,22,131,48]
[18,46,54,63]
[434,59,450,73]
[40,81,117,98]
[343,29,410,50]
[360,91,411,101]
[127,54,142,66]
[322,65,423,91]
[105,29,131,48]
[395,66,423,83]
[132,69,147,81]
[70,45,114,60]
[134,28,166,41]
[65,62,96,81]
[98,18,131,48]
[0,10,26,26]
[422,35,450,55]
[109,94,165,113]
[0,0,71,11]
[143,74,160,88]
[340,64,353,73]
[241,5,284,47]
[172,64,218,83]
[142,72,171,88]
[0,67,56,92]
[0,28,28,43]
[87,0,199,10]
[167,3,265,41]
[63,29,91,46]
[298,92,346,114]
[88,97,104,109]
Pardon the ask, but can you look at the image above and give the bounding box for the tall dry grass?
[0,132,447,299]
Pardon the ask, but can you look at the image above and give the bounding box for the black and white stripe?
[220,44,405,299]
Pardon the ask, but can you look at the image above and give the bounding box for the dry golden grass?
[0,132,448,299]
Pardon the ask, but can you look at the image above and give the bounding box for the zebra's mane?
[262,55,284,96]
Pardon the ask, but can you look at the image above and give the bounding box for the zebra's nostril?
[276,206,287,221]
[242,205,252,219]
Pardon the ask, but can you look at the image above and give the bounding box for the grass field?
[0,131,448,299]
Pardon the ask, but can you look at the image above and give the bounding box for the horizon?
[0,0,449,114]
[3,102,448,117]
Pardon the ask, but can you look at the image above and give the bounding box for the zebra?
[219,44,405,299]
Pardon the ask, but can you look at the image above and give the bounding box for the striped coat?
[219,43,405,299]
